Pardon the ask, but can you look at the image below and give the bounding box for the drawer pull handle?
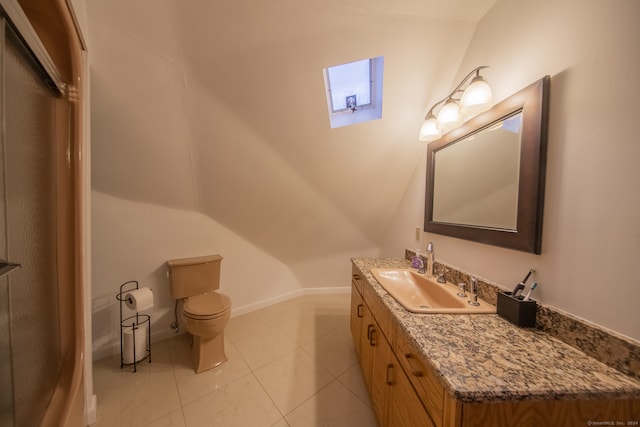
[405,354,424,377]
[369,329,377,346]
[386,364,394,385]
[353,274,361,280]
[367,324,374,340]
[357,304,363,318]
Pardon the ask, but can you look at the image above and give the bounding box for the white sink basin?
[370,268,496,314]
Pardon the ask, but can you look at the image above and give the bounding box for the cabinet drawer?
[394,323,444,427]
[388,351,437,427]
[352,265,364,294]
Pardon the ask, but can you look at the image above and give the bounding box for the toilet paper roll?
[123,324,147,364]
[124,287,154,312]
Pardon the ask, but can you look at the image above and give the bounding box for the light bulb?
[460,76,493,116]
[436,99,462,131]
[418,116,442,142]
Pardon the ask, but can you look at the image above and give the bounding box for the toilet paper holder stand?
[117,280,152,372]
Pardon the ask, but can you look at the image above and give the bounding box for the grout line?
[251,370,289,420]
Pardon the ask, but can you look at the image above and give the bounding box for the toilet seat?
[183,293,231,320]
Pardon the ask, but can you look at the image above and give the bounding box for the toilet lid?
[183,293,231,320]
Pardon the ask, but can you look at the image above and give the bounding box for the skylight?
[323,56,384,129]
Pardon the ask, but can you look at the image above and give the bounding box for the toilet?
[167,255,231,373]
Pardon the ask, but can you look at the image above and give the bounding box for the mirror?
[424,76,549,254]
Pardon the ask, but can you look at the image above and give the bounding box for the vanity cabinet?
[351,261,640,427]
[351,266,436,426]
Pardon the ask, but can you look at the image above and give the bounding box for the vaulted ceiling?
[87,0,496,266]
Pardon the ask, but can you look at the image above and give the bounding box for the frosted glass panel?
[327,59,371,111]
[324,57,384,129]
[1,20,60,427]
[0,18,14,427]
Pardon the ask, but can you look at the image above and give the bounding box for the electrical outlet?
[415,226,422,241]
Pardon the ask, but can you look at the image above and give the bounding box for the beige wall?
[86,0,483,361]
[90,188,380,359]
[85,0,482,294]
[383,0,640,341]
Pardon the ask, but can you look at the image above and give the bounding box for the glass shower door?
[0,14,62,427]
[0,16,14,427]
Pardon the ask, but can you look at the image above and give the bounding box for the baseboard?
[303,286,350,295]
[230,289,305,317]
[84,394,97,426]
[230,286,350,317]
[92,341,117,362]
[92,286,351,360]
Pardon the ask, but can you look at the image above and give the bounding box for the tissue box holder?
[497,291,537,327]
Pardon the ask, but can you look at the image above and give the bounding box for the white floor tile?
[253,348,334,415]
[176,342,250,406]
[274,313,335,346]
[301,329,358,377]
[285,380,377,427]
[92,293,374,427]
[182,373,281,427]
[226,310,277,342]
[147,409,186,427]
[270,419,290,427]
[232,326,299,370]
[95,371,181,426]
[337,363,372,409]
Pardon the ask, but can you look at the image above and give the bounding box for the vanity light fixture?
[418,66,493,142]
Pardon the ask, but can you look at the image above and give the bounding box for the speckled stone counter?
[352,257,640,404]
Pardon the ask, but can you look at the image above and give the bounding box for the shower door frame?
[0,0,85,426]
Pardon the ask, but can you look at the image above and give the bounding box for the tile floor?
[92,294,378,426]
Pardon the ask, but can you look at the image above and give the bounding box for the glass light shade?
[459,76,493,116]
[436,99,462,131]
[418,116,442,141]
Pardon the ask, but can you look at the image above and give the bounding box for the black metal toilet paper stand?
[116,280,151,372]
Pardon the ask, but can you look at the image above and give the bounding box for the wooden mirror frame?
[424,76,550,254]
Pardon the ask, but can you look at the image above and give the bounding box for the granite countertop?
[352,257,640,403]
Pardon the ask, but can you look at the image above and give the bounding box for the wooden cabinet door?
[350,285,364,356]
[359,303,375,390]
[370,321,392,426]
[393,321,444,426]
[388,351,437,427]
[354,284,393,426]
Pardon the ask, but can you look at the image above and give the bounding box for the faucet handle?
[468,276,480,306]
[456,282,466,297]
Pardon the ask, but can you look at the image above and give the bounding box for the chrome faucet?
[425,242,434,277]
[468,276,480,306]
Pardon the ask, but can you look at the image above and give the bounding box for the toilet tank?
[167,255,223,299]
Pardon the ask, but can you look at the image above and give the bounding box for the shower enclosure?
[0,1,85,426]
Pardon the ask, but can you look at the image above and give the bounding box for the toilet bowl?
[167,255,232,373]
[180,293,231,373]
